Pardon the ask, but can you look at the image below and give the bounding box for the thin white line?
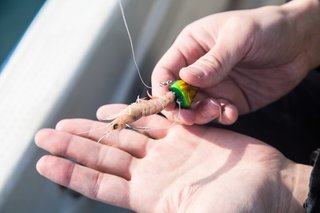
[119,0,152,89]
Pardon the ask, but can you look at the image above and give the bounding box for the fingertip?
[194,99,221,124]
[36,155,73,186]
[220,103,238,125]
[96,106,105,120]
[34,129,54,147]
[55,119,71,130]
[34,130,44,147]
[96,104,127,121]
[56,119,85,134]
[151,66,178,96]
[179,67,204,88]
[36,155,50,175]
[96,105,117,120]
[193,98,238,125]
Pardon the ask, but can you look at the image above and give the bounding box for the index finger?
[151,44,185,97]
[151,29,208,97]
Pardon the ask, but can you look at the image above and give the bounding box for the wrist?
[281,0,320,70]
[292,164,312,209]
[280,162,312,212]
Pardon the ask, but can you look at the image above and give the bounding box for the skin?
[152,0,320,125]
[35,0,320,212]
[36,105,311,213]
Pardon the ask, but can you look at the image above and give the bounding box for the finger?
[193,98,238,125]
[158,90,211,125]
[36,155,131,209]
[160,108,195,126]
[130,114,173,139]
[179,28,249,88]
[217,99,238,125]
[35,129,134,180]
[96,104,173,139]
[161,97,238,125]
[179,45,231,88]
[151,27,208,98]
[96,104,127,121]
[55,119,150,158]
[96,104,129,121]
[151,45,187,98]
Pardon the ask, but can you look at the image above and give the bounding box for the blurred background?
[3,0,319,213]
[0,0,45,69]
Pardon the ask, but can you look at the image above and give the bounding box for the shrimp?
[97,91,176,142]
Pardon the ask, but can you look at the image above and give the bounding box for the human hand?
[152,0,320,125]
[35,105,311,212]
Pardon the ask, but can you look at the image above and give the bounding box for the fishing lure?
[96,80,198,142]
[169,80,198,108]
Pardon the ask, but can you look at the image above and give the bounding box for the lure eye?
[113,123,119,130]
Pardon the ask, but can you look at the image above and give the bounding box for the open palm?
[35,105,303,212]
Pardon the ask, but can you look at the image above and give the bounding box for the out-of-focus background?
[0,0,45,69]
[3,0,320,213]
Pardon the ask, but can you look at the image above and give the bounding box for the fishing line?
[119,0,152,89]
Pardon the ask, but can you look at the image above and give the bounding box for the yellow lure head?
[169,80,198,108]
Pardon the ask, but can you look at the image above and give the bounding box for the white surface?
[0,0,118,208]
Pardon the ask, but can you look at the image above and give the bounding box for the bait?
[97,80,198,142]
[99,91,175,140]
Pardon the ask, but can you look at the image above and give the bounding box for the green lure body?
[169,80,198,108]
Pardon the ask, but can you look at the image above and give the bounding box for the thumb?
[179,39,241,88]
